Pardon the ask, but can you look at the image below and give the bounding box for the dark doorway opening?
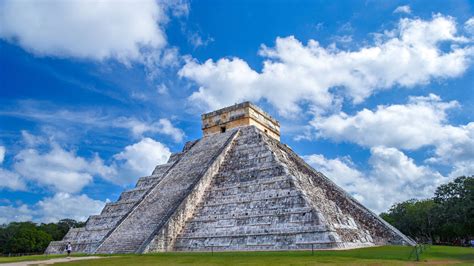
[220,126,226,133]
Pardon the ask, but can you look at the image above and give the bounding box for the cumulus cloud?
[0,168,26,191]
[0,136,170,223]
[113,138,171,183]
[304,154,362,186]
[180,15,473,116]
[312,94,459,149]
[10,132,172,191]
[312,94,474,177]
[13,143,116,193]
[119,118,185,142]
[0,204,33,224]
[37,193,106,223]
[0,193,106,224]
[305,147,448,213]
[393,5,411,14]
[465,17,474,34]
[0,146,27,191]
[0,0,167,62]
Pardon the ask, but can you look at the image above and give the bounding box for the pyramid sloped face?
[266,133,414,248]
[46,125,413,254]
[170,126,414,251]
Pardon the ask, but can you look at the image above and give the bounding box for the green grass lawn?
[0,253,88,264]
[1,246,473,265]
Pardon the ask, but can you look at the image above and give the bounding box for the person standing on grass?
[66,242,72,257]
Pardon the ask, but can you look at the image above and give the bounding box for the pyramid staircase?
[46,126,414,254]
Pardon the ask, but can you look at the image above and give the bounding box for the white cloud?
[181,57,261,111]
[21,130,47,147]
[429,122,474,177]
[367,146,448,211]
[465,17,474,34]
[305,147,447,213]
[0,193,106,224]
[0,146,5,164]
[13,143,115,193]
[187,32,214,48]
[0,0,167,63]
[303,154,362,186]
[113,138,171,183]
[312,94,460,150]
[0,168,26,191]
[37,193,106,223]
[393,5,411,14]
[161,0,189,17]
[10,131,173,191]
[3,104,185,143]
[119,118,185,142]
[0,204,33,224]
[448,160,474,178]
[0,146,27,191]
[180,15,473,116]
[312,94,474,178]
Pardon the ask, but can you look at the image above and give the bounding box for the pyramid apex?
[201,102,280,141]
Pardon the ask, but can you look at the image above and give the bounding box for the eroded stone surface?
[46,125,414,255]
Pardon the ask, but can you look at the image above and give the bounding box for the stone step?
[203,188,298,206]
[192,206,313,222]
[197,194,306,212]
[175,242,340,252]
[100,200,138,215]
[152,163,174,175]
[182,219,325,237]
[135,175,164,188]
[177,224,332,239]
[208,175,289,191]
[118,186,151,201]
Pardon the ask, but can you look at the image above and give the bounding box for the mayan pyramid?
[46,102,414,254]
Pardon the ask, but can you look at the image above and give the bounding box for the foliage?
[381,176,474,244]
[0,219,84,254]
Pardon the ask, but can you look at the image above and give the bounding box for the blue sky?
[0,0,473,223]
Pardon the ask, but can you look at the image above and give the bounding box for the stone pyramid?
[46,102,414,254]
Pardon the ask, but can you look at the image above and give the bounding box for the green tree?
[381,176,474,245]
[0,219,85,254]
[381,199,437,242]
[2,222,52,254]
[433,176,474,242]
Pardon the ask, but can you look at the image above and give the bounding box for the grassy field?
[1,246,473,265]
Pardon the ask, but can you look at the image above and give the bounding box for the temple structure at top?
[201,101,280,141]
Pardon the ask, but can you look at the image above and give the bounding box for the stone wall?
[202,102,280,141]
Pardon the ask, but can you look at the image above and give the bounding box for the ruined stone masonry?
[46,102,414,254]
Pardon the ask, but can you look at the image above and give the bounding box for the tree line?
[380,176,473,246]
[0,219,84,255]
